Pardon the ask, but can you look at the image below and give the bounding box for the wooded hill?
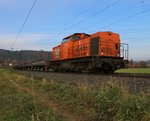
[0,49,51,63]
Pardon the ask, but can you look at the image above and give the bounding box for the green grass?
[1,68,150,121]
[0,68,65,121]
[12,71,150,121]
[115,68,150,74]
[37,81,150,121]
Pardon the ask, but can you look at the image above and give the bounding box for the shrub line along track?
[115,73,150,79]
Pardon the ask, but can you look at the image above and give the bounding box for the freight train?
[14,31,129,73]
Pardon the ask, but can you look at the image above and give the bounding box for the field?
[115,68,150,74]
[0,68,150,121]
[0,68,65,121]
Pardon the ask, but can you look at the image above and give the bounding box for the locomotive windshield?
[62,37,70,43]
[61,35,80,43]
[72,35,80,41]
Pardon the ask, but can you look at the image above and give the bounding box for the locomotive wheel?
[102,63,113,74]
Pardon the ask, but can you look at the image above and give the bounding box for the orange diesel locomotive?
[51,31,128,73]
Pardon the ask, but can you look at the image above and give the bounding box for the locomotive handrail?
[120,43,129,60]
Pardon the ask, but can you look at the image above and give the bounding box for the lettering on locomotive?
[54,49,60,59]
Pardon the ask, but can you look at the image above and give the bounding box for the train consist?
[14,31,129,73]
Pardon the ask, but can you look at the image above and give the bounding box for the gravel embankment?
[15,70,150,94]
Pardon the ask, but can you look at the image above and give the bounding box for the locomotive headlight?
[101,50,104,55]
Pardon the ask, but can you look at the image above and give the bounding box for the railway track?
[14,70,150,94]
[73,72,150,79]
[15,69,150,79]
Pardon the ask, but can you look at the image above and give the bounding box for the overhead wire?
[41,0,103,40]
[87,0,149,33]
[40,0,102,36]
[11,0,37,50]
[62,0,103,26]
[46,0,149,38]
[89,7,150,33]
[44,0,122,41]
[58,0,122,34]
[11,0,150,50]
[79,0,147,32]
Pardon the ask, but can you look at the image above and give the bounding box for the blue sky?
[0,0,150,60]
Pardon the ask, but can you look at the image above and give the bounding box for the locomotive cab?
[58,33,90,60]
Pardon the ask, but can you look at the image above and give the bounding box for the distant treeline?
[0,49,51,63]
[128,59,150,68]
[0,49,149,68]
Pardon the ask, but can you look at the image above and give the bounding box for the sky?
[0,0,150,61]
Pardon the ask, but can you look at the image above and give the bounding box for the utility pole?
[40,49,43,61]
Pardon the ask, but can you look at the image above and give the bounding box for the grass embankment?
[28,80,150,121]
[1,68,150,121]
[116,68,150,74]
[0,69,65,121]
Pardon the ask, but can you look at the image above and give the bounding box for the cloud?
[0,33,58,50]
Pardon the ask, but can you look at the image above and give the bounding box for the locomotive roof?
[63,33,90,39]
